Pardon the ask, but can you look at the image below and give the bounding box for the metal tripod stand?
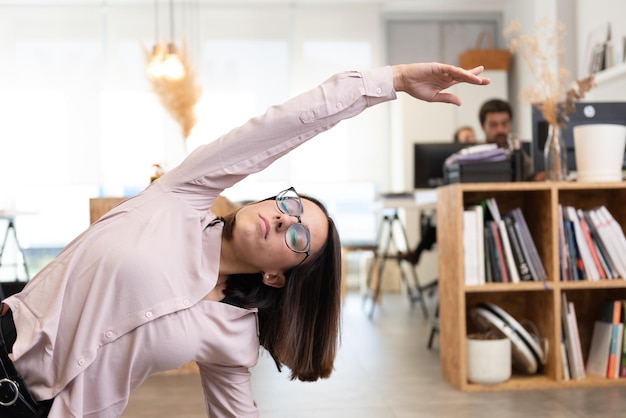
[363,208,429,319]
[0,218,30,281]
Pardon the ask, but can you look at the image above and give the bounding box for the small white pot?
[467,337,512,384]
[573,124,626,182]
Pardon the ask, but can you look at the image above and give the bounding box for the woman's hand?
[392,63,490,106]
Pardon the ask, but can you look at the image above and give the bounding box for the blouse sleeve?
[156,66,396,212]
[197,362,259,418]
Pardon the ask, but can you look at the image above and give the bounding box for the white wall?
[0,3,388,249]
[576,0,626,102]
[1,0,623,251]
[503,0,626,138]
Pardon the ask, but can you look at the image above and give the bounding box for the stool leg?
[394,212,429,318]
[427,302,439,349]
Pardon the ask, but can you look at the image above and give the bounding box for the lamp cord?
[169,0,174,42]
[154,0,159,44]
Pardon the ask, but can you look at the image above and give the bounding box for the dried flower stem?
[504,18,595,127]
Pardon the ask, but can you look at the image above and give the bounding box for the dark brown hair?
[479,98,513,126]
[220,193,342,381]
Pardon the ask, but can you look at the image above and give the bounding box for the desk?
[0,211,30,281]
[376,189,437,210]
[363,191,437,318]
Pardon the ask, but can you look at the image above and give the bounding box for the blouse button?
[335,102,343,109]
[105,331,114,339]
[376,87,382,94]
[145,311,153,318]
[183,299,190,306]
[78,358,86,366]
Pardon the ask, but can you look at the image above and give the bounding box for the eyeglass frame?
[275,187,311,265]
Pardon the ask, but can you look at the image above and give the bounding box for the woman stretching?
[0,62,489,417]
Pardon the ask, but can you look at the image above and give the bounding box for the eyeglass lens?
[285,223,309,253]
[276,188,310,254]
[276,189,303,216]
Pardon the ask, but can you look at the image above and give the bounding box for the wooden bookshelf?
[437,181,626,391]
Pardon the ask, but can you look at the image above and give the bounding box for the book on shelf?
[577,209,608,279]
[597,206,626,278]
[497,218,520,283]
[471,199,547,284]
[487,219,509,283]
[590,233,616,279]
[485,198,520,283]
[484,221,501,283]
[474,205,485,285]
[582,210,618,279]
[484,197,501,222]
[504,210,544,281]
[560,336,571,381]
[565,206,600,280]
[569,301,586,380]
[585,207,626,279]
[611,320,624,379]
[558,205,626,280]
[483,230,494,284]
[621,300,626,378]
[561,293,585,380]
[463,205,485,285]
[558,205,570,281]
[509,208,547,281]
[503,215,533,281]
[463,208,478,285]
[586,300,624,379]
[586,319,612,377]
[561,206,584,280]
[602,300,623,379]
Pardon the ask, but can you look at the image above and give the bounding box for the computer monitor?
[413,142,470,188]
[531,102,626,173]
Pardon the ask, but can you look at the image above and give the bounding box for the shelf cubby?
[438,181,626,391]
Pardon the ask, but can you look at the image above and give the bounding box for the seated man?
[398,211,437,265]
[479,98,543,181]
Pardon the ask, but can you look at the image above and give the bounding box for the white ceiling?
[0,0,510,16]
[0,0,494,6]
[0,0,391,4]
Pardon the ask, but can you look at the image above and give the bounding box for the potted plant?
[466,328,511,384]
[504,17,595,181]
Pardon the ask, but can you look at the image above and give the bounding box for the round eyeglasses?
[275,187,311,262]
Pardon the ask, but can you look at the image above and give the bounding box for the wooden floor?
[122,291,626,418]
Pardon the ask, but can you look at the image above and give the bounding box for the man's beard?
[494,134,509,148]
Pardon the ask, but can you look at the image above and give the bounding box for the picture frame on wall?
[583,22,611,75]
[590,44,606,74]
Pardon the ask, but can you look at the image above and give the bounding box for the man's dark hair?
[479,99,513,126]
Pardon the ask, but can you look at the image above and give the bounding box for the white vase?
[573,124,626,182]
[467,337,511,384]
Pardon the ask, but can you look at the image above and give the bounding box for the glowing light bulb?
[161,53,185,80]
[147,44,165,78]
[161,43,185,80]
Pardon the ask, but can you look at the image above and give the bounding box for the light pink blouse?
[3,65,395,417]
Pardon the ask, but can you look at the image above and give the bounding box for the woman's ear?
[262,273,285,288]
